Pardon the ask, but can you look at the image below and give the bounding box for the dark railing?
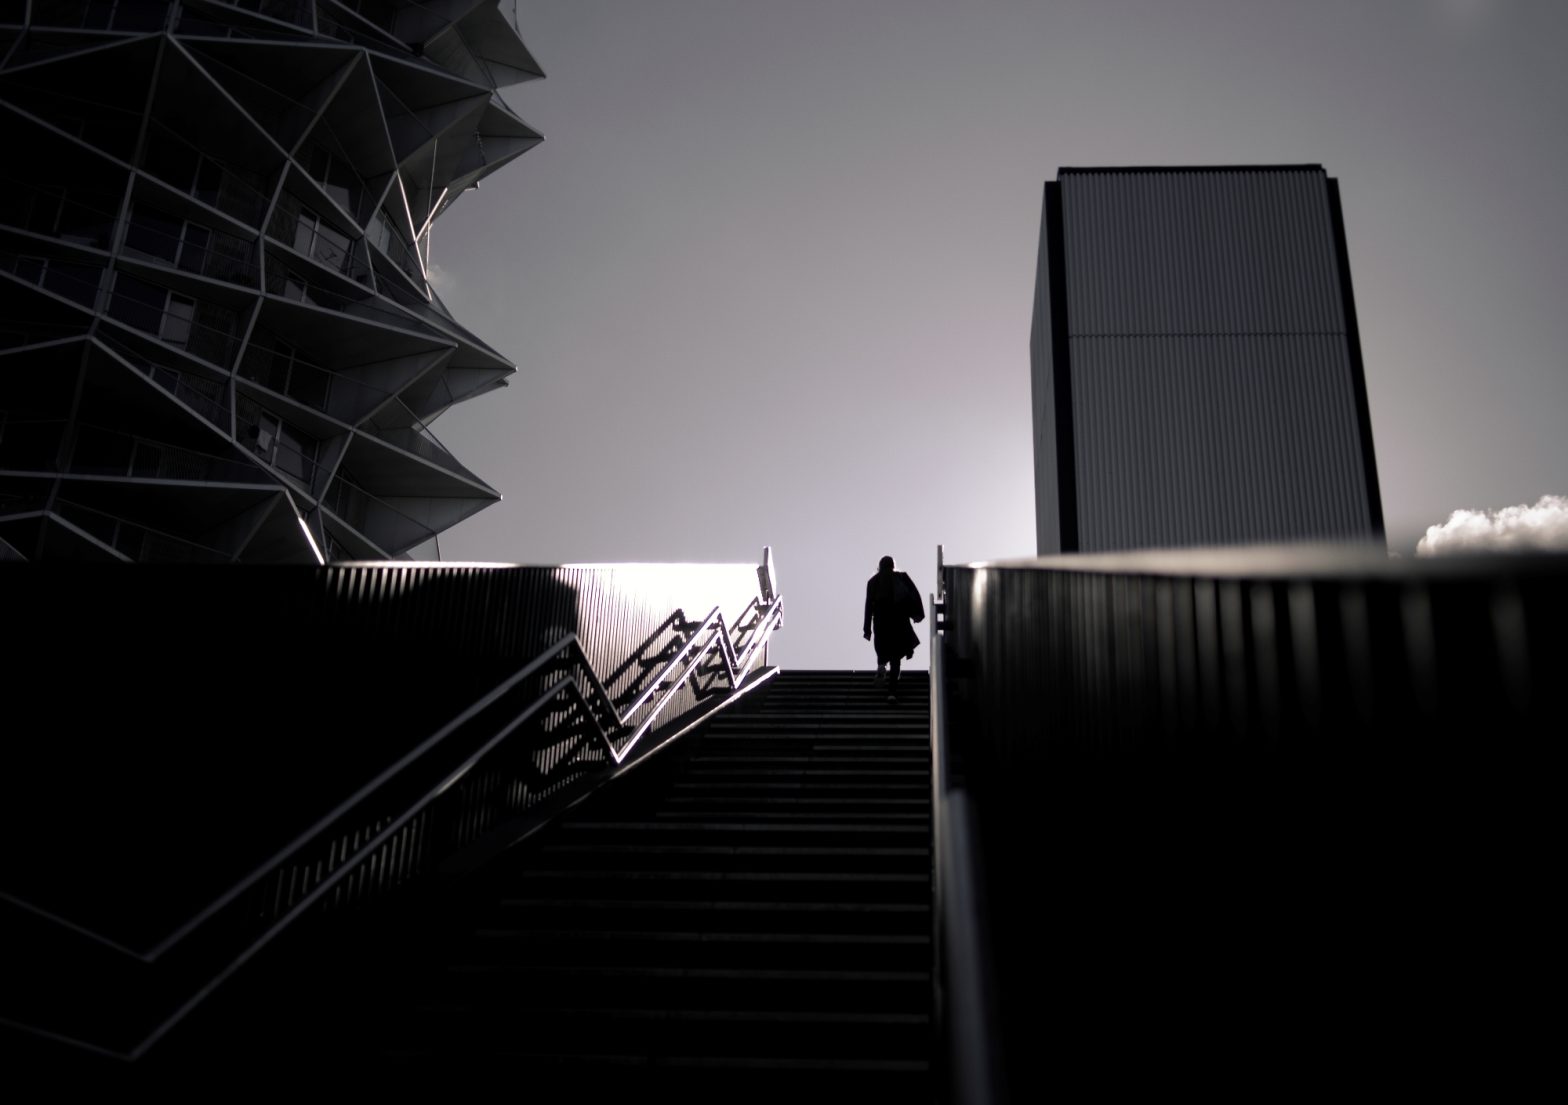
[123,203,260,287]
[233,400,324,490]
[0,252,245,370]
[321,471,482,557]
[24,0,174,31]
[937,545,1566,1099]
[263,258,422,333]
[266,194,373,287]
[0,173,124,253]
[0,418,264,485]
[0,557,784,1061]
[929,546,1004,1105]
[0,250,105,310]
[365,421,471,480]
[237,342,455,449]
[140,119,273,227]
[198,0,313,31]
[51,498,234,563]
[94,332,232,428]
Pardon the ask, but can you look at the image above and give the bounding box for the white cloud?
[1416,494,1568,556]
[426,263,456,296]
[1435,0,1496,27]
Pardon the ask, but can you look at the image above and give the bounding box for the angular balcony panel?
[340,427,496,500]
[0,335,88,420]
[181,38,357,157]
[421,0,544,90]
[122,189,262,288]
[89,333,236,432]
[319,506,391,562]
[294,54,399,219]
[47,479,279,562]
[146,40,288,198]
[7,511,129,562]
[361,412,482,485]
[1,250,110,316]
[323,470,492,557]
[395,359,509,419]
[247,299,454,418]
[0,37,157,162]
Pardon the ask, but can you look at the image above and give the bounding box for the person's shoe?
[886,693,897,703]
[873,668,885,686]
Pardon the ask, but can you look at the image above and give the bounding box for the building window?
[177,222,211,273]
[107,272,168,334]
[293,208,352,272]
[161,294,195,347]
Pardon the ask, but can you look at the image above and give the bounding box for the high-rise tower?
[0,1,542,562]
[1031,166,1383,554]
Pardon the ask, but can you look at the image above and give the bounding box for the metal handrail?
[583,597,786,766]
[0,416,267,486]
[0,252,245,369]
[931,544,1005,1105]
[49,498,236,563]
[0,575,785,1060]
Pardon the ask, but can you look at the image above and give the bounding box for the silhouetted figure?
[863,555,924,701]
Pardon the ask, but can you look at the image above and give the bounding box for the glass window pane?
[107,273,166,333]
[178,223,211,272]
[125,205,181,263]
[162,295,194,346]
[313,222,350,270]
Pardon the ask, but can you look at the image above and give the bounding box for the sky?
[429,0,1568,670]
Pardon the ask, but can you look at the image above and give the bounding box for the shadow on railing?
[929,544,1006,1105]
[0,569,784,1062]
[935,545,1567,1099]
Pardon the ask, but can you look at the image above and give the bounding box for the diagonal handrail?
[569,597,785,766]
[0,592,784,965]
[0,587,786,1062]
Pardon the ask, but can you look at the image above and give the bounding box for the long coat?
[864,570,923,664]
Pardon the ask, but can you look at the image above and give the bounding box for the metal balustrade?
[50,498,235,563]
[928,545,1004,1105]
[23,0,173,32]
[0,251,245,369]
[933,544,1566,1101]
[0,417,265,486]
[0,556,785,1062]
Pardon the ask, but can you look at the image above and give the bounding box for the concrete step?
[660,795,929,815]
[652,809,929,825]
[438,962,932,1014]
[530,843,930,875]
[387,1005,930,1060]
[557,821,928,846]
[669,781,927,800]
[490,898,931,936]
[458,928,930,971]
[502,868,930,905]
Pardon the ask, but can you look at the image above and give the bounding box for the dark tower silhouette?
[1031,165,1384,554]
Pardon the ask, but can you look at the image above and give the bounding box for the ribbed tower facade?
[0,1,541,562]
[1032,165,1384,555]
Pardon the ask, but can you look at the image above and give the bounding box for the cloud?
[426,263,456,297]
[1416,494,1568,556]
[1435,0,1496,26]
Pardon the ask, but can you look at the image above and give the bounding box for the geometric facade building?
[1031,165,1384,554]
[0,1,541,562]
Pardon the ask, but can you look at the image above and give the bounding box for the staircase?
[155,669,934,1094]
